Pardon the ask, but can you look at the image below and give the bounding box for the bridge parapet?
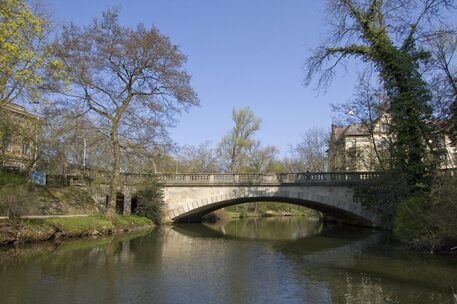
[59,169,381,187]
[157,172,381,186]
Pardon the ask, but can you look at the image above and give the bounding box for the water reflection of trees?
[204,217,324,241]
[0,230,162,304]
[170,221,457,304]
[1,221,457,304]
[272,230,457,304]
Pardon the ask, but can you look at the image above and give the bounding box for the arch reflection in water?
[206,216,324,241]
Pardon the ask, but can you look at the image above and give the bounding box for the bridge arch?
[166,188,381,227]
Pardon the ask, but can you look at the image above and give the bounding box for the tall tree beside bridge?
[305,0,455,189]
[217,107,261,173]
[49,9,198,219]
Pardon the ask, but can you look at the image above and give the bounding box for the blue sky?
[43,0,362,155]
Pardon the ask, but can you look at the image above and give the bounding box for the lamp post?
[82,137,87,168]
[151,158,158,173]
[77,136,87,168]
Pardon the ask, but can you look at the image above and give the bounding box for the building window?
[351,138,357,148]
[22,142,30,155]
[2,134,11,151]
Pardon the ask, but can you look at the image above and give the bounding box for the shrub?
[394,194,434,249]
[394,174,457,252]
[133,177,165,225]
[0,184,32,218]
[354,169,410,227]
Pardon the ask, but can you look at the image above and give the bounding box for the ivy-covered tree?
[305,0,455,189]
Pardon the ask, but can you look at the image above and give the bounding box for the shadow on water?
[174,216,327,241]
[171,223,225,238]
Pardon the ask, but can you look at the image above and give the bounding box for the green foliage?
[225,202,314,217]
[21,215,152,238]
[133,177,165,225]
[0,171,30,217]
[0,170,26,186]
[355,170,410,227]
[113,214,152,230]
[0,0,58,105]
[305,1,450,190]
[217,107,261,172]
[394,194,433,248]
[394,174,457,252]
[0,183,31,218]
[381,49,437,190]
[43,216,113,234]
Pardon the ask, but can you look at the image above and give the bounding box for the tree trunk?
[107,120,121,221]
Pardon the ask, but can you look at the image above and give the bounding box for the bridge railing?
[156,172,381,185]
[56,168,382,186]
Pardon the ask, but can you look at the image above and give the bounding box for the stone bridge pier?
[90,184,134,215]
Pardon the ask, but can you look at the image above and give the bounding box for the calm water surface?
[1,217,456,304]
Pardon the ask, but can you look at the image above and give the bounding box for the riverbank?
[0,214,154,246]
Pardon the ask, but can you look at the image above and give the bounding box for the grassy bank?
[223,203,319,219]
[0,215,153,246]
[0,171,101,216]
[203,205,321,223]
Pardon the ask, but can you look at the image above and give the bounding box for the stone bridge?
[158,172,381,227]
[86,171,382,227]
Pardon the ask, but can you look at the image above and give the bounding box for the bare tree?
[49,9,198,218]
[331,73,393,171]
[244,140,280,173]
[39,107,112,174]
[176,141,219,173]
[287,127,329,172]
[217,107,261,173]
[425,30,457,144]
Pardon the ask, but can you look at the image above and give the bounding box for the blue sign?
[31,170,46,186]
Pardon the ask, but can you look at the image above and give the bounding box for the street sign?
[31,170,46,186]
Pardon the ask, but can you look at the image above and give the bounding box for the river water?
[1,217,456,304]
